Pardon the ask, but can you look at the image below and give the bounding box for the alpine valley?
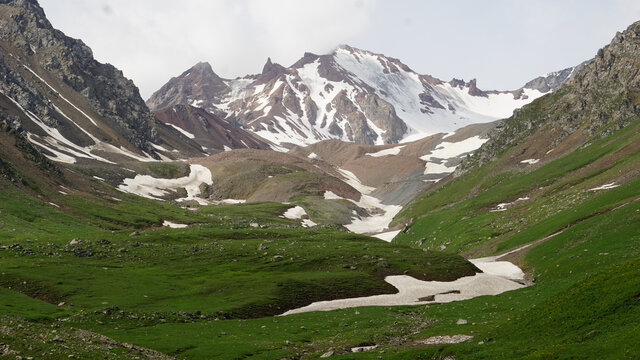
[1,0,639,359]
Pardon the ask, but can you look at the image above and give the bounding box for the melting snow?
[520,159,540,165]
[420,136,488,175]
[372,230,401,242]
[344,194,402,234]
[118,164,213,205]
[167,123,195,139]
[307,152,318,159]
[337,168,375,194]
[282,266,524,315]
[365,145,406,157]
[210,199,246,205]
[301,219,317,228]
[588,183,619,191]
[163,220,188,228]
[327,169,401,234]
[490,196,529,212]
[323,191,343,200]
[282,205,307,220]
[151,143,169,152]
[282,244,529,315]
[281,205,317,228]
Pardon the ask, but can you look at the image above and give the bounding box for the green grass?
[394,118,640,255]
[2,117,640,358]
[0,169,476,359]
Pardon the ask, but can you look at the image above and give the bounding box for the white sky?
[38,0,640,99]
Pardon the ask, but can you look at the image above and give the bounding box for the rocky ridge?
[465,20,640,170]
[0,0,204,165]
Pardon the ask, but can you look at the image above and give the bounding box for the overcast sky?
[39,0,640,99]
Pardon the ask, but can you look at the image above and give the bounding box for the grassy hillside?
[0,153,477,359]
[376,118,640,358]
[3,58,640,358]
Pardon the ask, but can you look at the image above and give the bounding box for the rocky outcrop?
[522,61,589,93]
[464,21,640,170]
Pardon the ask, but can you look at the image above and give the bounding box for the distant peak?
[334,44,370,56]
[335,44,357,52]
[191,61,213,72]
[182,61,221,79]
[261,57,285,75]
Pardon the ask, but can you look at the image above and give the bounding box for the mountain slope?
[375,20,640,359]
[153,104,271,153]
[0,0,204,165]
[465,22,640,171]
[148,46,582,148]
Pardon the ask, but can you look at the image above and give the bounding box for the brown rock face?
[153,104,270,152]
[146,62,231,114]
[355,93,407,143]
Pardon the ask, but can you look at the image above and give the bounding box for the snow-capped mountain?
[148,45,583,148]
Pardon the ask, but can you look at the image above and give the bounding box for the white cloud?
[39,0,378,98]
[37,0,640,99]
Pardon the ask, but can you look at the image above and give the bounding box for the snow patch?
[365,145,405,157]
[282,205,307,220]
[167,123,195,139]
[210,199,246,205]
[118,164,213,205]
[588,183,619,191]
[520,159,539,165]
[344,195,402,234]
[163,220,188,229]
[282,245,527,315]
[372,230,401,242]
[323,191,343,200]
[301,219,317,228]
[420,136,488,176]
[490,197,529,212]
[337,168,375,194]
[23,65,99,126]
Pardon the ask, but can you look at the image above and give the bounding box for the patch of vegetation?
[145,161,187,178]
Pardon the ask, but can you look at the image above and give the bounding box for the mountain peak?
[261,57,285,75]
[183,61,219,79]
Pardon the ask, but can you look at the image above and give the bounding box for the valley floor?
[3,121,640,359]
